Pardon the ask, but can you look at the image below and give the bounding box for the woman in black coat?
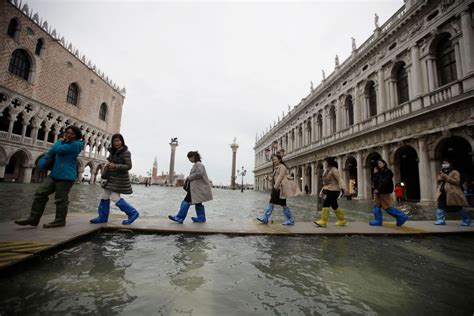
[90,134,139,225]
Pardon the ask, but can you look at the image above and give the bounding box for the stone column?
[336,156,345,189]
[426,57,437,91]
[20,121,27,143]
[417,137,433,203]
[354,86,361,124]
[454,41,464,80]
[0,163,6,181]
[356,151,364,199]
[21,165,34,183]
[461,9,474,75]
[230,141,239,189]
[411,44,423,98]
[311,162,317,195]
[7,118,14,139]
[381,145,389,163]
[377,69,386,113]
[388,79,396,109]
[31,126,39,145]
[169,139,179,186]
[301,164,307,193]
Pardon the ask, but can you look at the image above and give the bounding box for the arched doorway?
[365,152,382,198]
[5,150,28,182]
[435,136,473,185]
[394,146,420,202]
[345,156,357,197]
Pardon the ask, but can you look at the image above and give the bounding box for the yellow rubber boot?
[334,208,346,227]
[314,207,330,227]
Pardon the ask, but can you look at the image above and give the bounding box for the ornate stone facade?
[254,0,474,203]
[0,0,126,183]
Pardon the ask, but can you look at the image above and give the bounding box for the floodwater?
[1,183,473,315]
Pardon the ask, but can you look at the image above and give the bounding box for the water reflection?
[0,234,473,315]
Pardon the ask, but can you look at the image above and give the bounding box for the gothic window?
[8,49,31,80]
[35,38,44,56]
[37,121,46,140]
[346,95,354,126]
[396,63,409,104]
[7,18,19,39]
[67,83,79,105]
[0,108,10,132]
[12,113,24,135]
[367,81,377,117]
[99,103,107,121]
[436,36,457,86]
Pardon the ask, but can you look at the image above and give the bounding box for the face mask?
[442,163,450,169]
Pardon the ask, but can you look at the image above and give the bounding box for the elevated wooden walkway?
[1,213,473,270]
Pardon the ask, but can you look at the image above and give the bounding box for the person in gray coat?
[169,151,213,223]
[90,134,139,225]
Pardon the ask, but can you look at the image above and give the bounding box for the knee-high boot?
[90,199,110,224]
[257,204,274,224]
[191,204,206,223]
[434,208,446,225]
[459,209,471,226]
[168,200,190,224]
[282,206,294,226]
[386,207,408,226]
[334,208,346,227]
[369,206,383,226]
[116,198,140,225]
[314,207,330,227]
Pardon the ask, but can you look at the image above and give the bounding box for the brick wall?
[0,0,124,134]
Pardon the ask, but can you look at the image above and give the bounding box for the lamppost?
[237,166,247,193]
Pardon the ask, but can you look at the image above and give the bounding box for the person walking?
[434,159,471,226]
[257,154,299,225]
[369,159,408,226]
[168,151,213,223]
[314,157,346,227]
[15,126,84,228]
[90,134,139,225]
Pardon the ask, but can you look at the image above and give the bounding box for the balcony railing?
[255,80,463,171]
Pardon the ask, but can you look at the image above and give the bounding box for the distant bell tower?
[152,156,158,179]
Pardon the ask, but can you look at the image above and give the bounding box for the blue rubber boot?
[90,199,110,224]
[459,209,471,226]
[282,206,294,225]
[191,203,206,223]
[386,207,408,226]
[168,200,190,224]
[434,208,446,225]
[369,206,383,226]
[116,198,140,225]
[257,204,274,224]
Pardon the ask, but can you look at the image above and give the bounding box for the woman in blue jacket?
[15,125,84,228]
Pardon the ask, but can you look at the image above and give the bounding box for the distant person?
[257,154,300,225]
[304,184,310,195]
[90,134,139,225]
[168,151,213,223]
[369,159,408,226]
[314,157,346,227]
[394,182,404,206]
[15,126,84,228]
[434,159,471,226]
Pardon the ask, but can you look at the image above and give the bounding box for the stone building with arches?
[254,0,474,204]
[0,0,126,183]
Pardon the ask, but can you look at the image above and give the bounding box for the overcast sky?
[30,0,402,185]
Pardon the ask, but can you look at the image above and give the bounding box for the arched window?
[317,113,323,138]
[9,49,31,80]
[329,106,336,134]
[67,83,79,105]
[436,35,457,86]
[7,18,20,39]
[346,95,354,126]
[366,81,377,117]
[396,63,409,104]
[35,38,44,56]
[99,103,107,121]
[0,108,11,132]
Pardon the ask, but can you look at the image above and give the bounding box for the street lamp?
[237,166,247,193]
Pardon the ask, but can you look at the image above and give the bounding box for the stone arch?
[364,151,382,198]
[5,148,32,182]
[433,134,473,185]
[393,145,420,202]
[364,80,377,117]
[344,155,358,197]
[7,148,33,166]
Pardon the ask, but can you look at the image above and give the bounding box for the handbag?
[101,165,110,180]
[183,179,190,192]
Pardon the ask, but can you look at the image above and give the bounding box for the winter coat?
[322,167,345,192]
[187,161,213,204]
[372,168,394,194]
[102,146,133,194]
[38,139,83,181]
[435,170,468,207]
[273,164,301,198]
